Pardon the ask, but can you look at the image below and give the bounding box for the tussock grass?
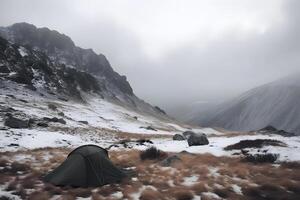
[173,189,194,200]
[140,147,168,161]
[243,153,279,163]
[0,147,299,199]
[140,188,162,200]
[191,182,208,194]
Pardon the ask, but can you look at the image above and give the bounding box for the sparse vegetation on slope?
[0,148,299,200]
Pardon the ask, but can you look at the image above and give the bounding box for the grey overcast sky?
[0,0,299,116]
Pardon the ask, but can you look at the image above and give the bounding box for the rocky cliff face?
[0,22,167,117]
[0,22,133,95]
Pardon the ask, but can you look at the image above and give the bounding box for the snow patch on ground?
[182,175,199,186]
[130,185,157,200]
[202,192,222,199]
[110,191,123,199]
[232,184,243,195]
[131,134,300,161]
[0,184,22,200]
[18,46,28,57]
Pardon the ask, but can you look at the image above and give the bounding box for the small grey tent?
[43,145,127,187]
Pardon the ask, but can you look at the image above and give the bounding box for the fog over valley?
[1,0,300,118]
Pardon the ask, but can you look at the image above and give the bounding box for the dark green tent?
[43,144,127,187]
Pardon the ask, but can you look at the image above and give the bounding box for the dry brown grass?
[192,182,208,194]
[172,189,194,200]
[0,147,299,200]
[140,188,162,200]
[28,191,50,200]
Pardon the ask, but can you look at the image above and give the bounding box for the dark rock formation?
[4,115,29,128]
[187,133,209,146]
[173,134,186,141]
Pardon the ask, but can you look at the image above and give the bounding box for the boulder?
[187,133,209,146]
[4,116,29,128]
[140,126,157,131]
[183,131,196,139]
[43,117,66,124]
[57,118,66,124]
[79,120,88,125]
[173,134,186,141]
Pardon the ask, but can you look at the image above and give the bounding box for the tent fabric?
[43,144,127,187]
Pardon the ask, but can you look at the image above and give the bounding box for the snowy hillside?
[0,77,219,150]
[190,73,300,135]
[0,22,167,118]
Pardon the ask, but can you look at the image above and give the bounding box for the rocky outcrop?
[0,36,101,100]
[0,23,170,119]
[0,23,133,95]
[257,126,296,137]
[4,115,29,128]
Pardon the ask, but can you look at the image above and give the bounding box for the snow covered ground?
[131,134,300,162]
[0,85,300,163]
[0,84,197,135]
[0,87,300,200]
[1,126,299,162]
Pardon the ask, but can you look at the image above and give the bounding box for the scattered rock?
[58,112,65,117]
[43,117,66,124]
[37,122,48,127]
[107,139,153,150]
[48,104,57,110]
[140,126,157,131]
[58,97,69,102]
[161,155,181,166]
[0,126,8,130]
[173,134,186,141]
[241,149,249,155]
[4,116,29,128]
[8,143,19,147]
[78,121,88,125]
[187,133,209,146]
[136,139,153,145]
[19,99,28,103]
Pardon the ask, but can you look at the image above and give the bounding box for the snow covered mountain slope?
[0,83,218,151]
[0,24,209,148]
[0,22,167,118]
[190,73,300,135]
